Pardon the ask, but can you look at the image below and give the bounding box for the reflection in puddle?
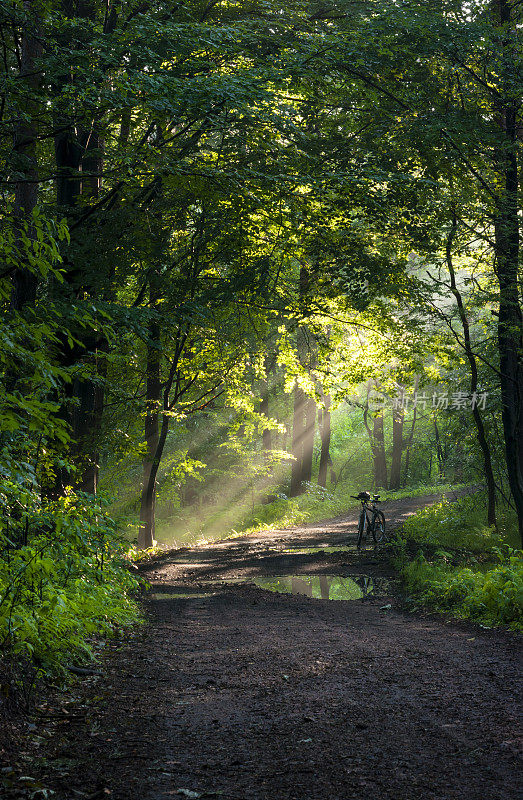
[150,575,391,602]
[253,575,388,600]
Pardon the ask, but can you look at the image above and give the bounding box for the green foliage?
[0,205,144,678]
[0,205,68,287]
[0,491,142,675]
[381,483,468,501]
[401,495,515,552]
[396,494,522,630]
[400,550,523,631]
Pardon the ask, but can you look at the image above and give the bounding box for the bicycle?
[350,491,386,549]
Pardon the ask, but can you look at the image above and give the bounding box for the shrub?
[401,549,523,630]
[396,493,522,630]
[0,490,143,677]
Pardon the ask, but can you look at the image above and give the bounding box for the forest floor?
[3,492,521,800]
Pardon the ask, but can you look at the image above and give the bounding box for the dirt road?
[17,494,522,800]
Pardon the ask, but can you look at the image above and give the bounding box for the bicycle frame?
[361,500,379,529]
[354,494,384,548]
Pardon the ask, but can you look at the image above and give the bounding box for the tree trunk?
[11,1,42,312]
[362,381,388,489]
[402,378,419,487]
[260,391,272,453]
[492,1,523,543]
[434,418,445,480]
[290,386,306,496]
[138,298,161,549]
[81,122,102,200]
[318,393,332,488]
[260,357,272,457]
[259,368,273,496]
[137,322,189,549]
[290,267,314,496]
[373,411,388,489]
[50,0,108,496]
[446,211,497,527]
[300,395,316,486]
[389,406,404,490]
[72,339,106,493]
[139,406,169,551]
[291,577,312,597]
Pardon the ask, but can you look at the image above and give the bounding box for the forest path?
[40,493,521,800]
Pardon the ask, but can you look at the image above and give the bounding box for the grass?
[400,492,520,552]
[394,494,522,631]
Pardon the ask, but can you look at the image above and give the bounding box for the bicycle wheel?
[372,511,386,544]
[357,509,367,549]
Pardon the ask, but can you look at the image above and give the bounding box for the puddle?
[279,545,352,555]
[150,575,392,602]
[252,575,390,600]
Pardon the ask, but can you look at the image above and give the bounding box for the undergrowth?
[0,489,143,692]
[401,494,517,552]
[399,549,523,630]
[395,494,522,631]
